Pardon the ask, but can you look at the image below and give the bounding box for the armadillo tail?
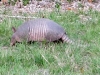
[62,34,74,44]
[62,34,89,47]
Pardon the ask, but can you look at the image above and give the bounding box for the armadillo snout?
[10,35,17,46]
[10,40,16,46]
[10,42,15,46]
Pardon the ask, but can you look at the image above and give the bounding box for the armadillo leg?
[27,41,34,44]
[53,38,63,43]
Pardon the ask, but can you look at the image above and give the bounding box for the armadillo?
[10,18,73,46]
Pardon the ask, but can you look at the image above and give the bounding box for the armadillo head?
[10,27,20,46]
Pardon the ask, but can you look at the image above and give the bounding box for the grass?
[0,10,100,75]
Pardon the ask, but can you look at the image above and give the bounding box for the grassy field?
[0,10,100,75]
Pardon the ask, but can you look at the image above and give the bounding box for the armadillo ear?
[12,27,16,33]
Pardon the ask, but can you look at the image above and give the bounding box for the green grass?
[0,10,100,75]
